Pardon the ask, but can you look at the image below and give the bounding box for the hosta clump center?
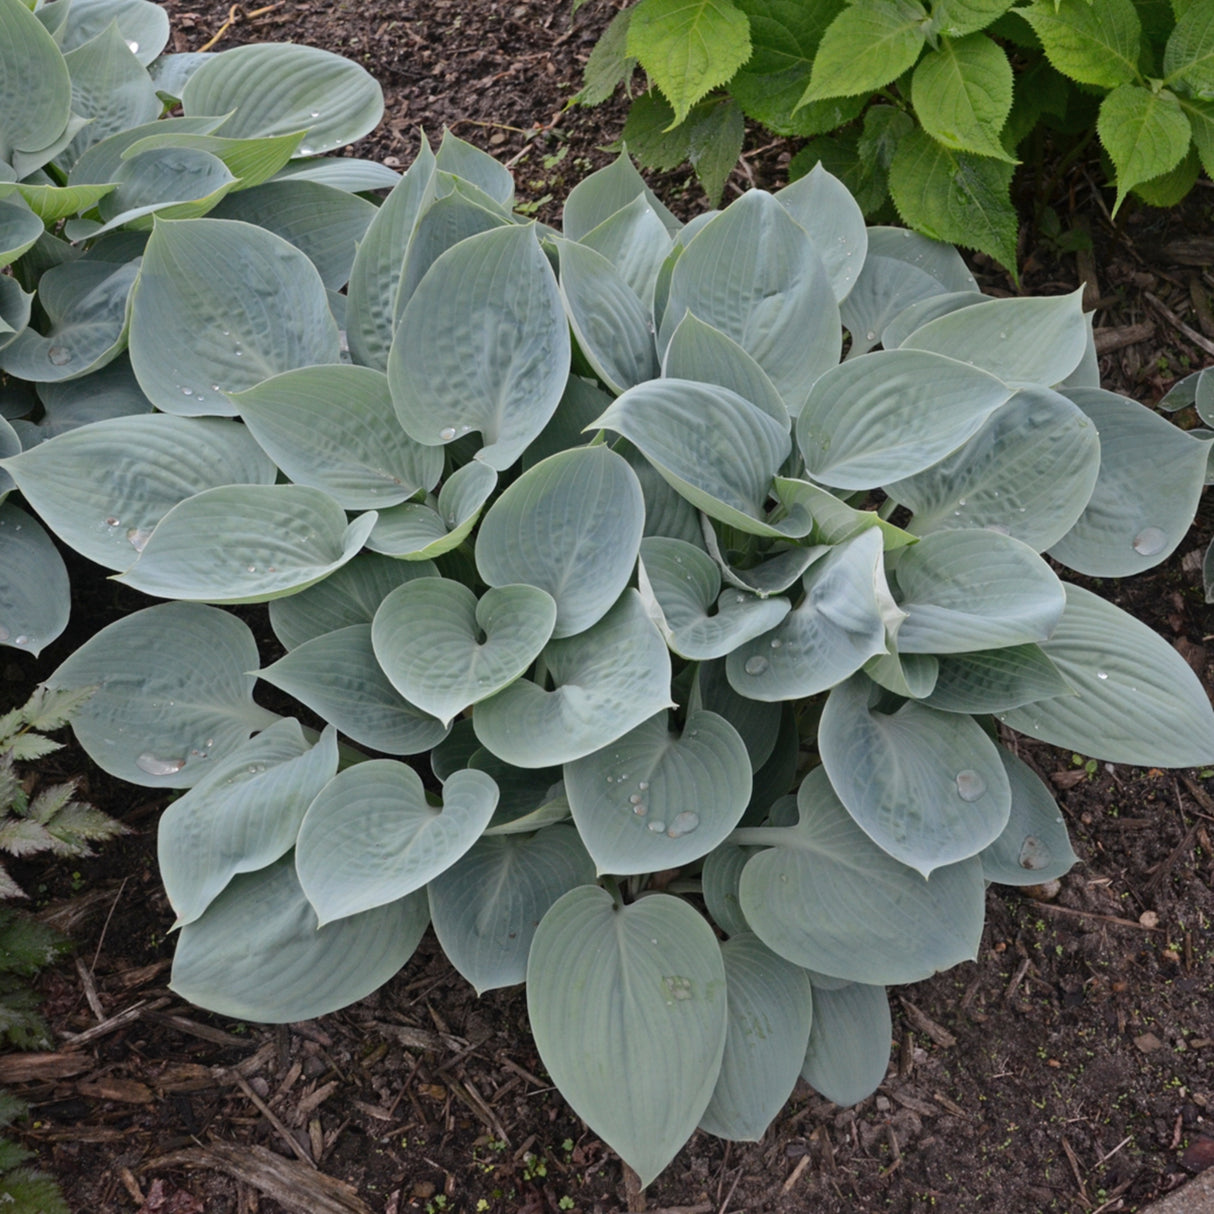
[16,133,1214,1185]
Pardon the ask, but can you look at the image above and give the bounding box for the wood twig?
[229,1070,316,1169]
[1032,902,1159,931]
[1145,290,1214,358]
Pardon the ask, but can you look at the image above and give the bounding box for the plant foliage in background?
[0,1091,69,1214]
[0,0,398,656]
[3,0,1214,1188]
[575,0,1214,270]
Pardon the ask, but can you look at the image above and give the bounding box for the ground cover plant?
[2,13,1213,1174]
[576,0,1214,271]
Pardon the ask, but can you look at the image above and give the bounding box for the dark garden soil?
[4,2,1214,1212]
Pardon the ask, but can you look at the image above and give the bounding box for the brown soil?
[4,3,1214,1212]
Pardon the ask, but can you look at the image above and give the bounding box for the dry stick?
[1032,902,1159,931]
[75,956,105,1022]
[229,1070,316,1169]
[60,998,166,1047]
[1144,290,1214,358]
[90,876,127,974]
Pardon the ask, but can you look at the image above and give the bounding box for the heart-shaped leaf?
[373,579,558,726]
[473,591,674,768]
[476,446,644,638]
[527,886,727,1187]
[388,223,570,471]
[0,504,69,657]
[428,824,595,995]
[46,602,279,787]
[172,854,428,1022]
[564,709,752,875]
[819,673,1011,875]
[367,460,498,560]
[737,766,985,984]
[800,979,891,1107]
[774,162,868,303]
[0,0,72,166]
[296,761,498,923]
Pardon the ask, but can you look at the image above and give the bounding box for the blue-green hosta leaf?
[231,364,442,510]
[210,180,373,289]
[395,179,512,309]
[899,288,1088,387]
[372,579,558,727]
[0,259,138,383]
[593,378,791,535]
[471,749,567,833]
[979,749,1077,887]
[697,657,782,771]
[270,156,401,192]
[0,0,72,166]
[879,288,989,350]
[10,180,116,223]
[863,649,939,701]
[45,601,279,787]
[116,485,375,602]
[698,933,813,1142]
[661,312,789,426]
[346,136,436,370]
[172,854,428,1022]
[60,23,162,168]
[434,128,515,208]
[527,887,728,1187]
[0,504,69,656]
[57,0,170,64]
[65,112,227,187]
[577,192,674,310]
[1,415,275,570]
[773,162,868,303]
[796,350,1013,489]
[560,149,681,243]
[129,217,340,416]
[891,530,1065,654]
[146,51,212,98]
[268,552,438,651]
[555,237,657,393]
[36,355,155,433]
[296,761,498,923]
[661,189,840,412]
[628,444,704,545]
[868,226,979,290]
[819,673,1012,875]
[727,528,902,701]
[800,979,891,1107]
[367,460,498,561]
[388,223,570,471]
[428,824,595,995]
[258,623,448,756]
[118,130,309,194]
[885,386,1101,551]
[702,842,753,936]
[738,766,985,984]
[1048,387,1209,576]
[475,446,644,638]
[0,275,31,353]
[998,584,1214,766]
[0,200,43,273]
[473,591,674,768]
[700,530,823,597]
[182,43,383,156]
[637,536,791,660]
[0,416,18,496]
[523,375,614,469]
[564,708,752,875]
[158,720,339,927]
[923,644,1074,714]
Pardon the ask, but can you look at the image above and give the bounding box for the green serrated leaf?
[1164,0,1214,98]
[1015,0,1141,89]
[626,0,752,126]
[802,0,930,102]
[1097,84,1192,214]
[577,7,636,105]
[911,33,1016,161]
[888,125,1018,271]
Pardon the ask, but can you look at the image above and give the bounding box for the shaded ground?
[3,2,1214,1211]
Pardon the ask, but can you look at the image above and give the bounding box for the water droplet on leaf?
[48,346,72,366]
[136,753,186,776]
[439,426,458,441]
[127,527,152,552]
[1132,526,1166,557]
[744,655,768,676]
[955,769,986,801]
[667,811,699,838]
[1017,835,1050,870]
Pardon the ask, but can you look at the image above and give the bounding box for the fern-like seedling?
[0,684,125,901]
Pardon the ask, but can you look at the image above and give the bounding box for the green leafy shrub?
[0,1092,69,1214]
[6,115,1212,1182]
[0,0,396,655]
[577,0,1214,269]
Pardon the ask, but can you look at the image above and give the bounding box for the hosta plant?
[577,0,1214,270]
[0,0,397,655]
[7,134,1214,1185]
